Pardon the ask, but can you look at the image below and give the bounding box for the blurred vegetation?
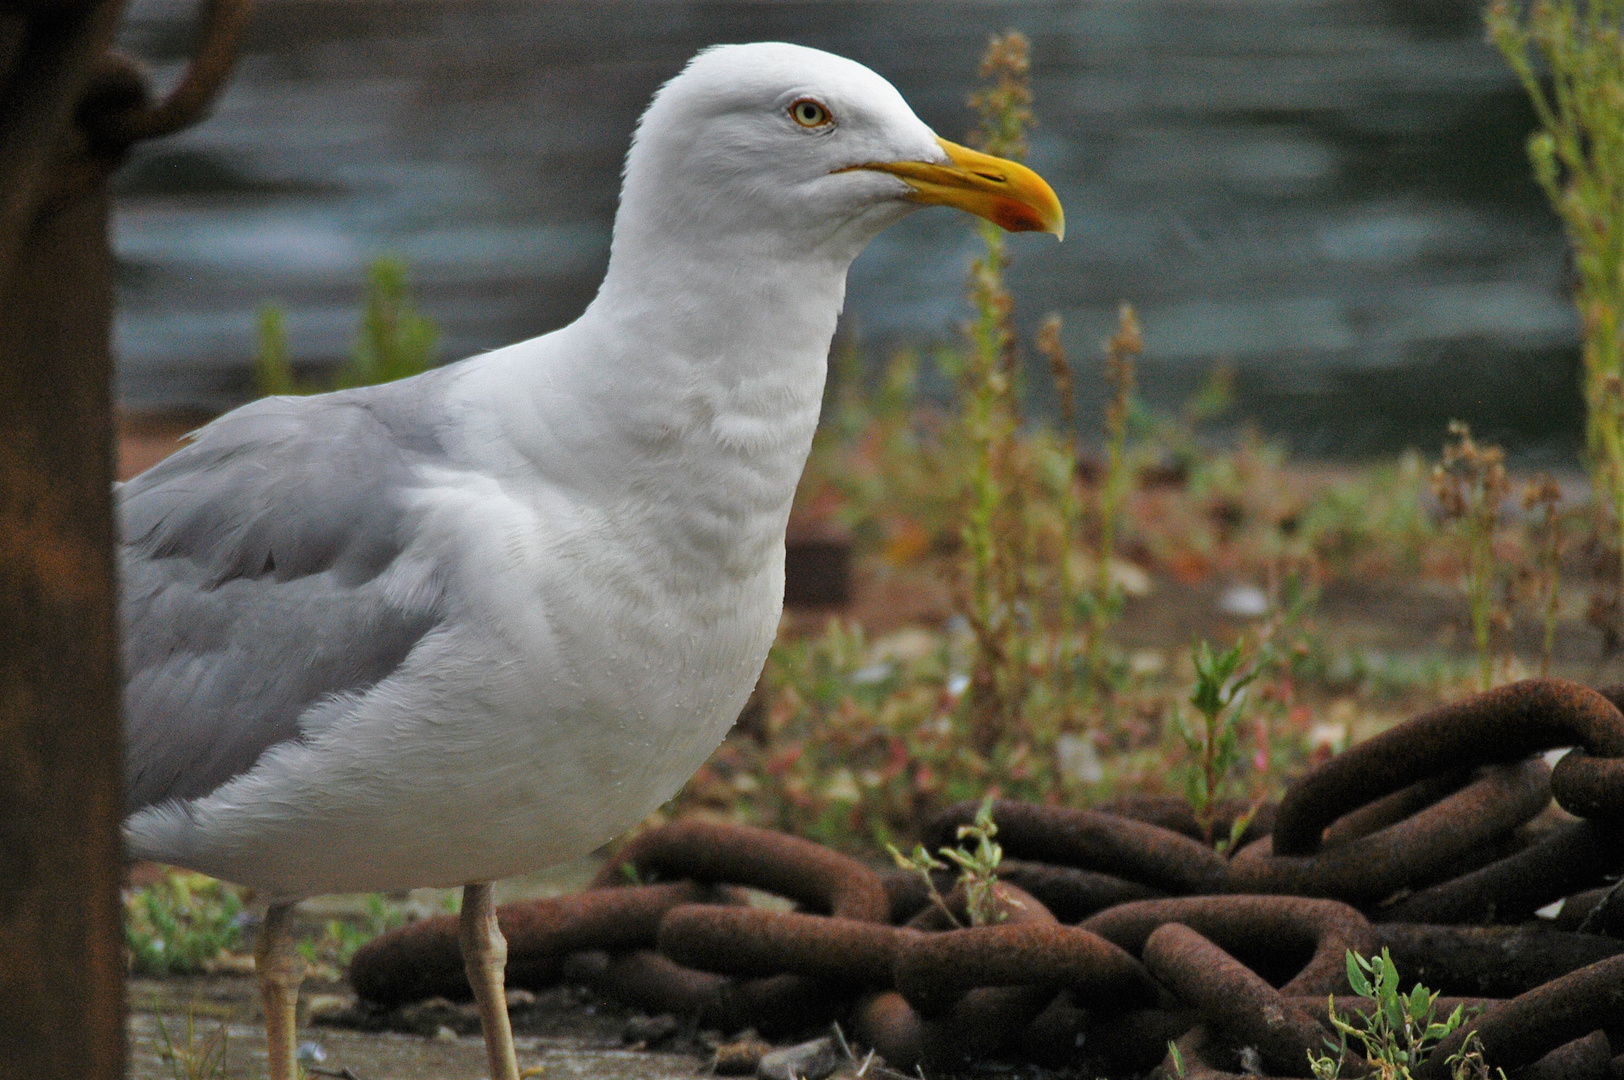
[124,872,244,976]
[254,255,438,396]
[297,892,408,974]
[1489,0,1624,627]
[148,1002,232,1080]
[125,872,424,982]
[1431,422,1511,690]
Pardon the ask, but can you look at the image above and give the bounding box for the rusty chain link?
[1227,760,1554,903]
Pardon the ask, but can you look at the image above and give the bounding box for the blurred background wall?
[112,0,1578,459]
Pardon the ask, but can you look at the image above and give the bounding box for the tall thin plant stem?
[1432,422,1509,691]
[1038,315,1081,704]
[1489,0,1624,597]
[960,32,1035,754]
[1085,305,1141,690]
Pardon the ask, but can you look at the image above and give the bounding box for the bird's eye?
[789,98,832,128]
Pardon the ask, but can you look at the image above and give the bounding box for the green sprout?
[886,796,1005,927]
[1176,640,1259,845]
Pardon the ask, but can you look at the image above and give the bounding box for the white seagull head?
[611,42,1064,270]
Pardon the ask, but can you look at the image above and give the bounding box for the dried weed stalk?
[1431,422,1510,690]
[1036,314,1082,703]
[1522,474,1566,675]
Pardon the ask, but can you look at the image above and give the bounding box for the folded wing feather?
[119,374,456,815]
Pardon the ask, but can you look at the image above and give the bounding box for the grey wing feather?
[120,373,455,815]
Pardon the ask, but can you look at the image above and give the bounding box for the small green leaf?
[1383,994,1404,1033]
[1373,949,1396,992]
[1346,951,1372,997]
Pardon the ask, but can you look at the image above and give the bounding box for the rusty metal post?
[0,0,248,1074]
[0,7,129,1078]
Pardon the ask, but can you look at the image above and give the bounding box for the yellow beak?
[844,136,1065,240]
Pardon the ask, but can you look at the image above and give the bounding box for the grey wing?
[120,375,454,816]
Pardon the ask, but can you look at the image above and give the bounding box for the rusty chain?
[349,677,1624,1076]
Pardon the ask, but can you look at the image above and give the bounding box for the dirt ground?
[125,861,726,1080]
[126,977,710,1080]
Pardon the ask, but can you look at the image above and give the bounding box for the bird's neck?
[591,235,845,415]
[464,238,851,577]
[595,240,843,499]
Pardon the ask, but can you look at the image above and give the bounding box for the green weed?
[254,255,438,396]
[338,255,438,388]
[1175,640,1260,846]
[124,872,244,976]
[944,31,1153,765]
[1308,948,1487,1080]
[149,1002,232,1080]
[252,304,295,396]
[886,796,1004,927]
[1489,0,1624,592]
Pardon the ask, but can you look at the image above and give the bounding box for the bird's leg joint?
[458,882,508,970]
[255,910,306,990]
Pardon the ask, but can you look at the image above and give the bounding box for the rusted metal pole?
[0,7,130,1078]
[0,0,247,1074]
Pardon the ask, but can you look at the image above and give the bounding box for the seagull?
[119,41,1061,1080]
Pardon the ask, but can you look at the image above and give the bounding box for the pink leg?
[459,882,521,1080]
[255,902,305,1080]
